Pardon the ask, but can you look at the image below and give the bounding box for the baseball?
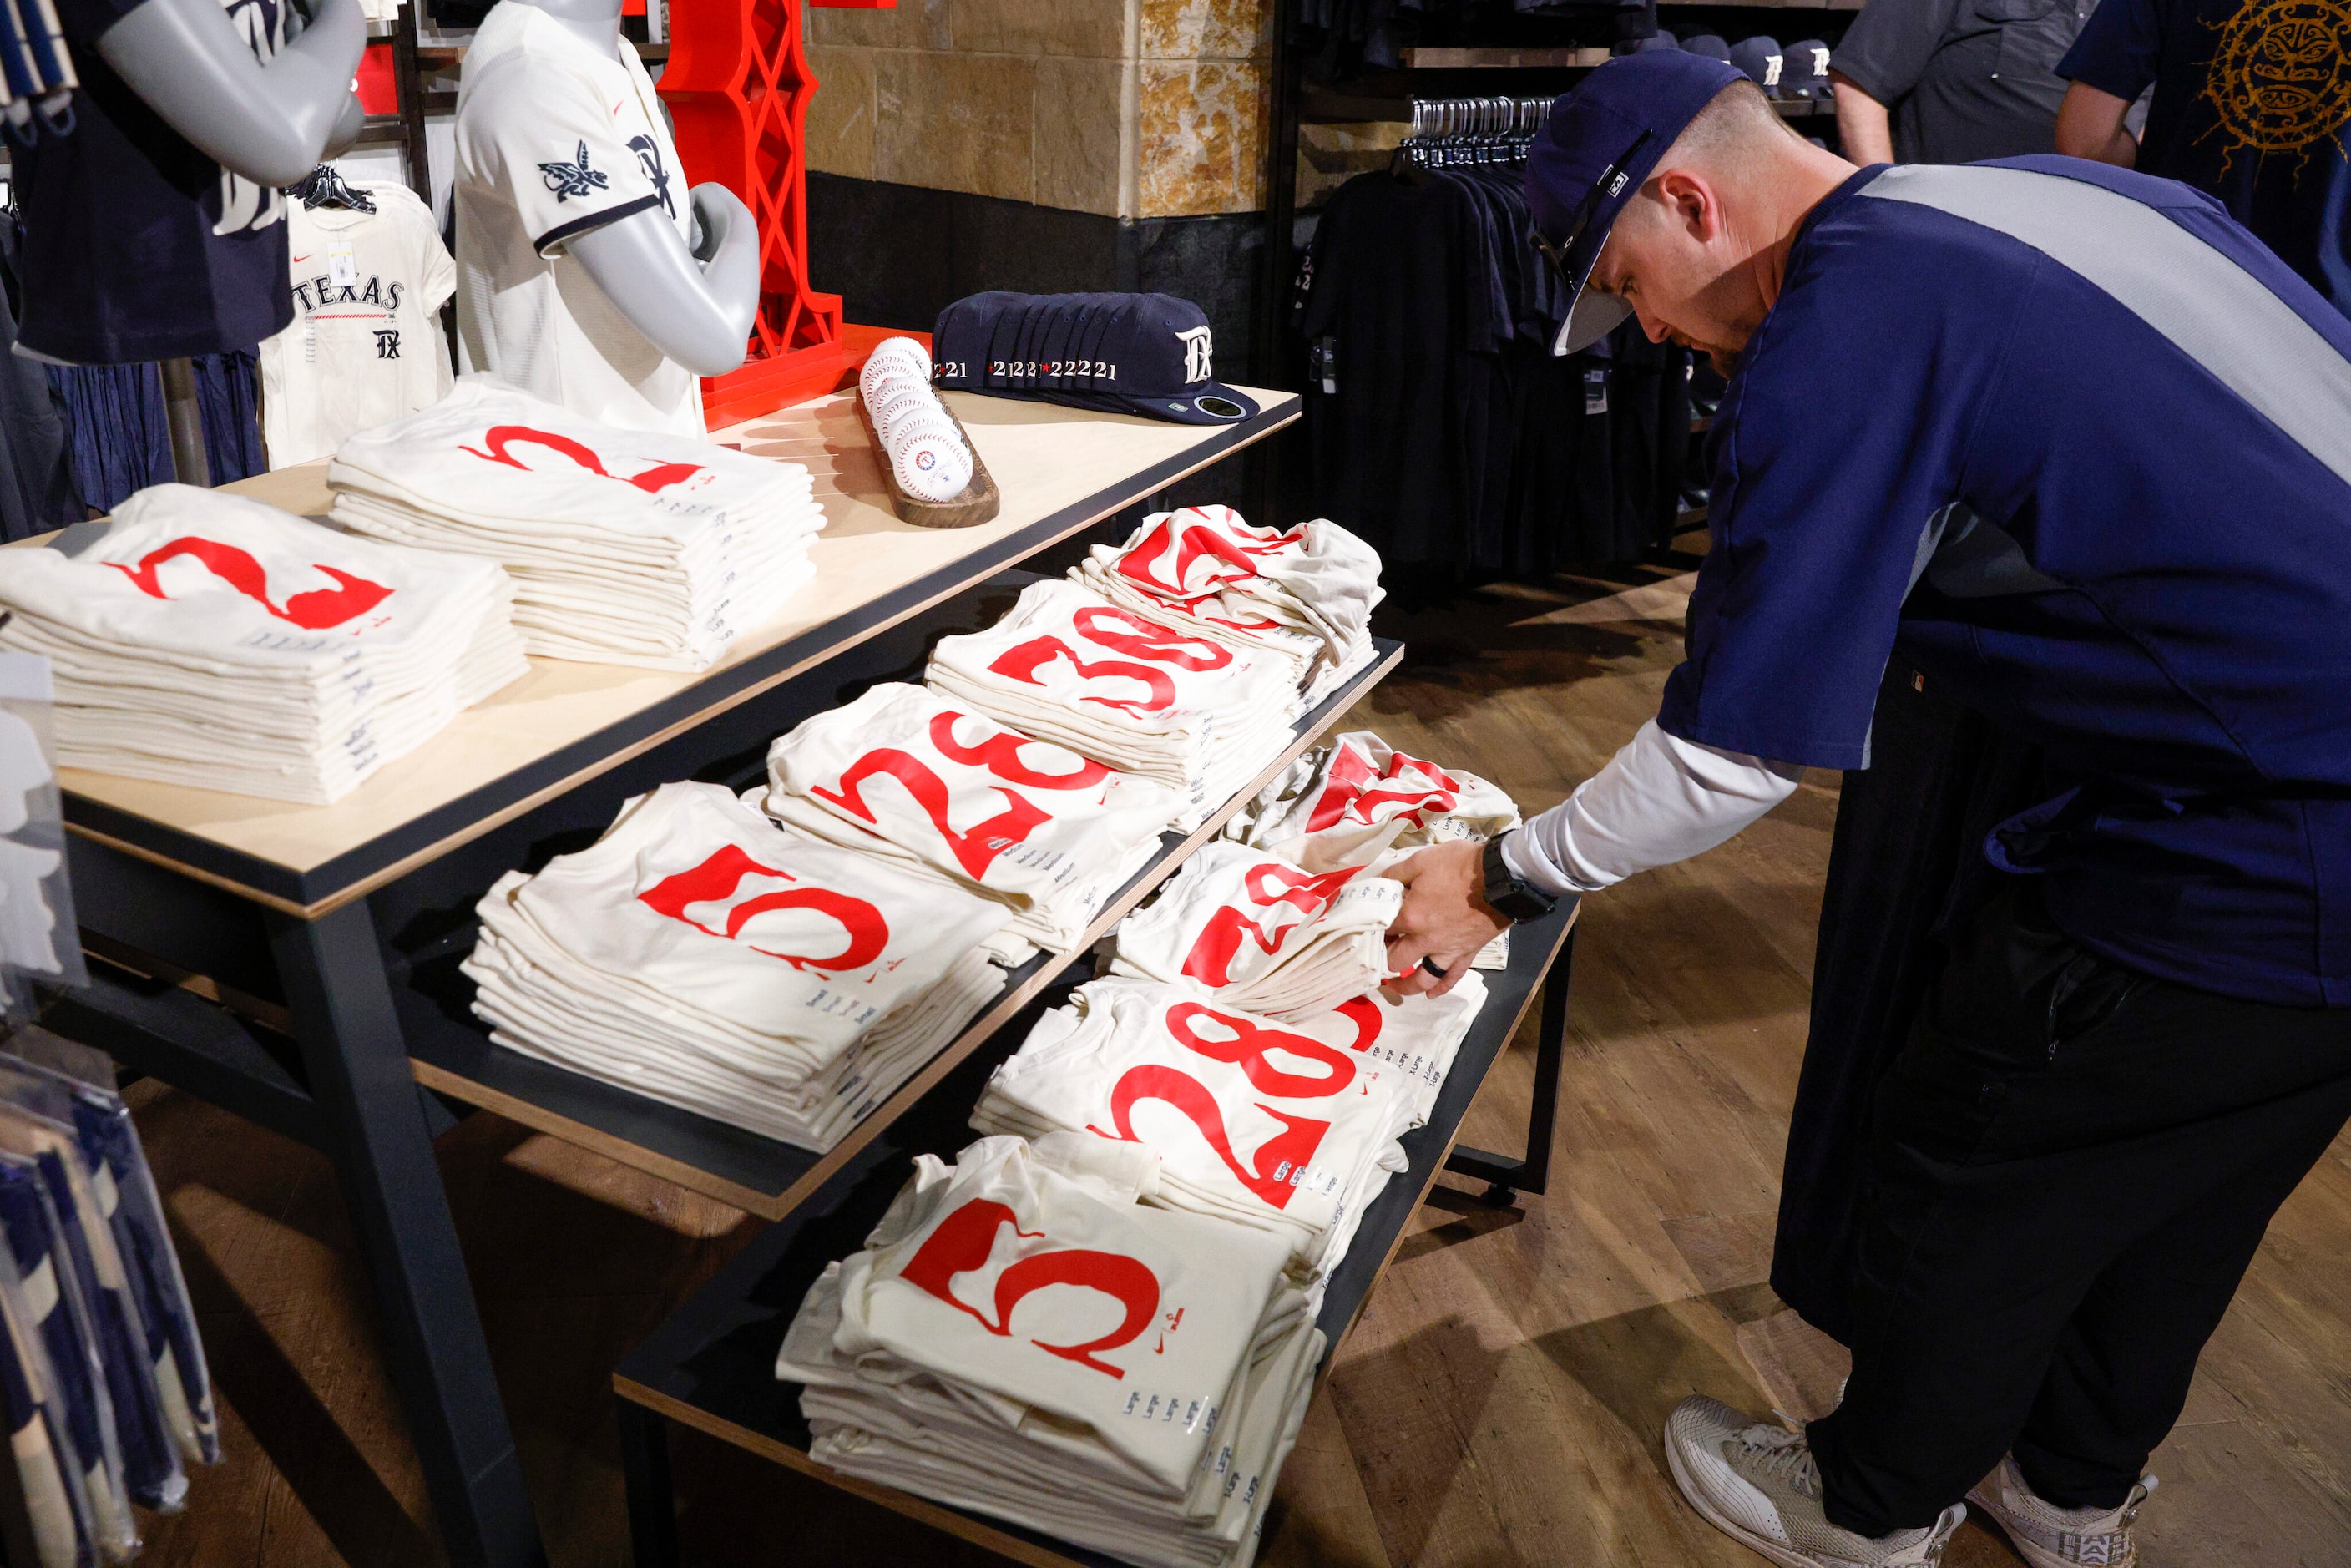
[892,424,973,503]
[869,382,943,440]
[861,339,933,402]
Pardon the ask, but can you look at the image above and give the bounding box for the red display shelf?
[660,0,849,424]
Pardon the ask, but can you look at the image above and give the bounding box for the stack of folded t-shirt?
[969,980,1416,1281]
[925,579,1303,831]
[327,377,826,670]
[464,781,1020,1151]
[1110,842,1401,1020]
[1223,729,1520,873]
[0,484,526,803]
[1225,729,1522,969]
[782,1133,1322,1568]
[1071,505,1383,705]
[758,683,1181,954]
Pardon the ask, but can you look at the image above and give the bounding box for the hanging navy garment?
[0,311,78,541]
[47,363,168,513]
[1770,660,2045,1342]
[192,348,265,483]
[15,0,294,362]
[47,351,262,512]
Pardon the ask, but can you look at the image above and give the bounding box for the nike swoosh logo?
[293,254,313,262]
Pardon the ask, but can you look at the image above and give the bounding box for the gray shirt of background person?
[1832,0,2098,164]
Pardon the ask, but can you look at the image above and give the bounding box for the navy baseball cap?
[1782,39,1833,99]
[932,291,1259,424]
[1730,37,1784,97]
[1525,49,1747,357]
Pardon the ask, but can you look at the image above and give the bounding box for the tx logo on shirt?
[538,141,610,202]
[106,537,393,630]
[375,330,402,360]
[627,133,675,219]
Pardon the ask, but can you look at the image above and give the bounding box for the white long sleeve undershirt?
[1499,720,1807,896]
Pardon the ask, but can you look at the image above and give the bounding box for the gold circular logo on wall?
[2202,0,2351,159]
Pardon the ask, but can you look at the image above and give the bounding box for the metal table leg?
[268,902,548,1568]
[1445,927,1575,1206]
[617,1398,680,1568]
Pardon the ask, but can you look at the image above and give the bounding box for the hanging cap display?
[1524,50,1747,357]
[931,291,1261,426]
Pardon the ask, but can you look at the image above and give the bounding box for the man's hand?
[1382,840,1509,999]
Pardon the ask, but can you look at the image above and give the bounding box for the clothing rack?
[1253,0,1863,523]
[1390,94,1555,174]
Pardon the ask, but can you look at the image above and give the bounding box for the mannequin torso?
[458,0,757,421]
[14,0,364,362]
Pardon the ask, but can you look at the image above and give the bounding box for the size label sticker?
[328,242,358,288]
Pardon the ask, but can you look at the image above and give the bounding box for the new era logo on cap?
[932,292,1260,426]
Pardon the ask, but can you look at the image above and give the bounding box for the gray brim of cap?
[1552,281,1632,356]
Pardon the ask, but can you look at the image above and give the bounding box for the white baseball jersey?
[259,182,455,468]
[453,2,704,437]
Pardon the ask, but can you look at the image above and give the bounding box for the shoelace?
[1737,1425,1825,1499]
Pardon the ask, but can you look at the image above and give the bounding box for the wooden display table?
[46,390,1301,1568]
[611,898,1579,1568]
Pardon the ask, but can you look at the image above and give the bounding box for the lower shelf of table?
[395,641,1405,1222]
[611,896,1579,1568]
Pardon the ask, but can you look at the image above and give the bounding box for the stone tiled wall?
[802,0,1271,220]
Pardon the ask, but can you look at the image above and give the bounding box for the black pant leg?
[1807,885,2351,1536]
[2014,1062,2351,1509]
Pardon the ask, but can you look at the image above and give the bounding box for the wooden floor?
[121,555,2351,1567]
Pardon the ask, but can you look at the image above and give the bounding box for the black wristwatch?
[1480,832,1556,924]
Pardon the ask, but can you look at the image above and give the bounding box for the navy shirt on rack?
[2058,0,2351,314]
[1665,156,2351,1006]
[13,0,294,362]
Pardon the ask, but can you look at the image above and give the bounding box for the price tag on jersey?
[1583,366,1609,416]
[328,242,358,289]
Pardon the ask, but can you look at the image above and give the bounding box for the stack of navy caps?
[931,291,1260,426]
[1679,33,1732,64]
[1729,36,1784,96]
[1782,39,1833,99]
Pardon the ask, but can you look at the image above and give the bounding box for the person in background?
[1831,0,2109,164]
[2054,0,2351,316]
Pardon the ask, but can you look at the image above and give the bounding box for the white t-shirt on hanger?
[260,182,456,468]
[453,2,705,437]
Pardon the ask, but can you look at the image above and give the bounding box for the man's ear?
[1654,168,1718,245]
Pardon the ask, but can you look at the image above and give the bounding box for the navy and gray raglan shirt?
[1660,156,2351,1007]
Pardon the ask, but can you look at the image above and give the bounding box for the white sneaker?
[1967,1454,2156,1568]
[1664,1396,1965,1568]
